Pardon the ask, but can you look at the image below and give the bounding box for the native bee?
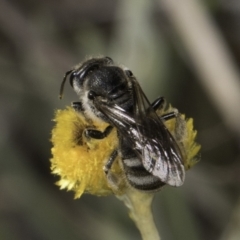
[60,56,185,191]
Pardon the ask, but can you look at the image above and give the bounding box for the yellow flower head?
[50,107,123,198]
[50,105,200,198]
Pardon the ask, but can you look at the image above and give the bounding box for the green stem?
[118,189,160,240]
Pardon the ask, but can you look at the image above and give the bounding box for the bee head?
[60,56,134,122]
[59,57,113,99]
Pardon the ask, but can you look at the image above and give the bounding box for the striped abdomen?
[122,157,165,191]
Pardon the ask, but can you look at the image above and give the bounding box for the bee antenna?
[59,70,73,99]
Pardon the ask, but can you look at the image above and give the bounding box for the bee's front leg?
[71,101,84,112]
[84,125,113,139]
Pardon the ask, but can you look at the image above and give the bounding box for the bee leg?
[84,125,113,139]
[104,149,123,191]
[151,97,165,111]
[151,97,179,121]
[103,149,118,174]
[71,101,84,112]
[161,111,178,121]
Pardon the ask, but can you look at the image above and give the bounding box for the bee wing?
[138,117,185,187]
[94,101,140,145]
[94,78,185,187]
[131,77,185,186]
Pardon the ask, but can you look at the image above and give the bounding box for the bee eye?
[88,90,97,100]
[125,70,133,77]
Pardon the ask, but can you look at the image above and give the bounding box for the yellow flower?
[50,107,123,198]
[50,105,200,198]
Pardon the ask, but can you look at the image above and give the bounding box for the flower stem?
[118,189,160,240]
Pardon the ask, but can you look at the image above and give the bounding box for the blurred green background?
[1,0,240,240]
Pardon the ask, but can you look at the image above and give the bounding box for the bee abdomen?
[123,158,164,191]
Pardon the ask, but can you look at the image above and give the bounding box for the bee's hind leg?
[104,149,123,192]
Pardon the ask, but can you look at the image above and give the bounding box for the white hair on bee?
[81,90,105,124]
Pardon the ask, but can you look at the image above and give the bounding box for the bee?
[59,56,185,191]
